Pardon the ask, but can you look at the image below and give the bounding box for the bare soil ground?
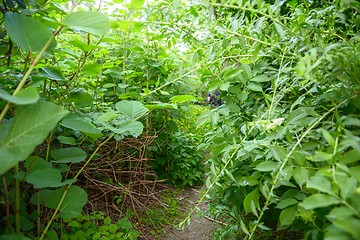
[161,186,219,240]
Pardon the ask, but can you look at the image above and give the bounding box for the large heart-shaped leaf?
[45,185,88,218]
[4,12,56,52]
[0,101,69,175]
[27,168,75,188]
[116,100,148,119]
[0,88,39,105]
[63,11,110,36]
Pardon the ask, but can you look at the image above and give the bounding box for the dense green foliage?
[0,0,359,239]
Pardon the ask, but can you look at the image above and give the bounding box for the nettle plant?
[184,1,360,239]
[0,1,151,239]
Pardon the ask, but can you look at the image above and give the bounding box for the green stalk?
[15,164,20,233]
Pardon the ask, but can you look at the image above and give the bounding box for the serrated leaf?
[64,12,110,36]
[270,145,287,161]
[45,185,87,218]
[0,88,39,105]
[0,101,68,175]
[50,147,87,164]
[4,12,56,52]
[301,193,340,209]
[254,161,279,172]
[116,100,148,119]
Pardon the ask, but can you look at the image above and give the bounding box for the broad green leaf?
[301,193,340,209]
[60,113,103,140]
[145,102,177,110]
[45,185,88,218]
[339,149,360,164]
[349,166,360,183]
[63,12,110,36]
[293,167,310,188]
[237,92,248,102]
[170,95,197,103]
[42,66,66,81]
[0,101,68,175]
[254,161,279,172]
[26,168,72,188]
[190,6,199,17]
[50,147,87,164]
[116,100,148,119]
[324,225,353,240]
[129,0,144,9]
[57,136,76,145]
[251,75,270,82]
[333,217,360,239]
[311,151,333,162]
[306,175,333,194]
[276,198,298,209]
[119,121,143,137]
[4,12,56,52]
[327,207,354,221]
[0,88,39,105]
[247,82,262,92]
[321,128,335,147]
[337,176,357,199]
[81,63,102,77]
[69,39,101,52]
[274,22,285,38]
[207,80,221,92]
[219,82,230,91]
[95,112,119,124]
[63,92,93,107]
[279,206,296,226]
[0,234,32,240]
[243,188,259,215]
[270,146,287,161]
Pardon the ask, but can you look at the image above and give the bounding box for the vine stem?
[39,133,115,240]
[248,97,353,239]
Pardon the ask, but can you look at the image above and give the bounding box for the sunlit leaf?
[301,193,340,209]
[4,12,56,52]
[116,100,148,119]
[0,88,39,105]
[60,113,103,140]
[64,11,110,36]
[254,161,279,172]
[170,95,197,103]
[0,101,68,175]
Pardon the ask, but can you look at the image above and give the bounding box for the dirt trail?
[162,186,219,240]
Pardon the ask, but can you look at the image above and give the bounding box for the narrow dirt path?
[162,186,219,240]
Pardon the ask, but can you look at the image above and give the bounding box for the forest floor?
[161,185,219,240]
